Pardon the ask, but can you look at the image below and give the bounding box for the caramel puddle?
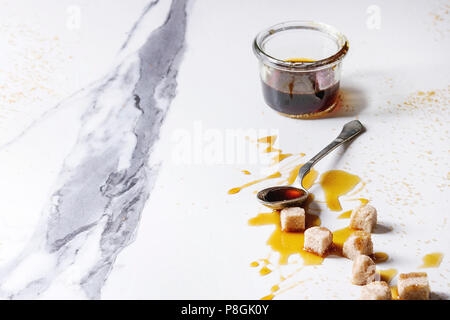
[320,170,361,211]
[249,211,323,265]
[372,252,389,264]
[332,227,389,262]
[332,226,356,249]
[228,171,281,194]
[337,210,352,219]
[248,212,280,226]
[377,268,398,284]
[419,252,443,268]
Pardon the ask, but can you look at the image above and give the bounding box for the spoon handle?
[298,120,364,189]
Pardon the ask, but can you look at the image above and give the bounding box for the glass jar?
[253,21,349,119]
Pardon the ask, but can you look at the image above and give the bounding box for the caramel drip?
[284,164,318,188]
[228,171,281,194]
[259,266,272,276]
[257,135,293,164]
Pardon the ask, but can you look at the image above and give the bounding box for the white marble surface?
[0,0,449,299]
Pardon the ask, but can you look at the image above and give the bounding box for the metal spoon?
[256,120,365,210]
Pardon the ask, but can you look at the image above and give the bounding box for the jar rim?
[253,20,349,71]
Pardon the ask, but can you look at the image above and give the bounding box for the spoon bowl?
[257,185,309,210]
[257,120,364,210]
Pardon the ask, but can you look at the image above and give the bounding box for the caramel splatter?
[228,171,281,194]
[419,252,443,268]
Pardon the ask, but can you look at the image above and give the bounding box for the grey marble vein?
[120,0,160,51]
[0,0,189,299]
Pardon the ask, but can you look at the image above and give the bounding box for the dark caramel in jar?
[261,59,340,118]
[261,81,339,116]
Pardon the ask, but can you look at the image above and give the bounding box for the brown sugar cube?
[360,281,392,300]
[398,272,430,300]
[349,204,377,233]
[343,231,373,260]
[304,227,333,256]
[352,255,376,285]
[280,207,305,232]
